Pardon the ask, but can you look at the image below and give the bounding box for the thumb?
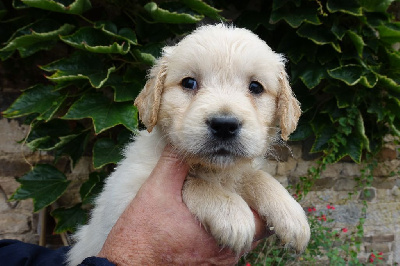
[147,145,189,197]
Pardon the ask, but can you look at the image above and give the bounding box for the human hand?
[98,145,270,265]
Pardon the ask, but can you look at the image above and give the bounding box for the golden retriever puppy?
[67,24,310,265]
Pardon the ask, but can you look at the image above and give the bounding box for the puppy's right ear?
[134,56,168,132]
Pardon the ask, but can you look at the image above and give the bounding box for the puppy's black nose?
[207,116,241,139]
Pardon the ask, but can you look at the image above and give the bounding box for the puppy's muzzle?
[207,116,242,140]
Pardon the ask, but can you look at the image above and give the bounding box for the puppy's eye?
[182,77,198,90]
[249,81,264,95]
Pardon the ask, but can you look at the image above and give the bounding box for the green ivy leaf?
[297,24,341,52]
[298,63,326,89]
[40,52,116,88]
[387,96,400,120]
[22,0,91,14]
[10,164,71,212]
[0,19,74,56]
[355,111,370,152]
[344,134,363,163]
[390,123,400,138]
[359,0,395,12]
[270,6,321,28]
[106,74,144,102]
[12,0,29,9]
[180,0,222,20]
[25,119,71,151]
[289,123,313,141]
[367,101,385,122]
[144,2,203,24]
[54,130,90,167]
[377,74,400,93]
[94,21,137,45]
[18,40,58,58]
[331,23,347,40]
[311,123,335,153]
[80,172,107,205]
[61,27,130,54]
[328,65,365,86]
[328,65,378,88]
[346,30,365,57]
[324,85,353,108]
[93,129,130,169]
[376,23,400,45]
[63,92,138,134]
[51,204,87,233]
[132,42,164,65]
[123,66,146,83]
[53,79,89,91]
[359,72,378,88]
[93,138,123,169]
[386,48,400,70]
[327,0,362,16]
[2,84,67,121]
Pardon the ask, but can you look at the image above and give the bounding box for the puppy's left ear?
[134,56,168,132]
[277,70,301,141]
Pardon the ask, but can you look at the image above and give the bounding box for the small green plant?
[302,204,365,265]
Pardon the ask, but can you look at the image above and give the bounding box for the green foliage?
[10,164,70,212]
[1,0,221,234]
[1,0,399,263]
[51,204,88,233]
[22,0,92,14]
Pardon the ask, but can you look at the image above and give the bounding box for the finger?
[147,145,189,196]
[252,209,274,242]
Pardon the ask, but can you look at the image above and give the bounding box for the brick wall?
[0,115,399,263]
[0,118,38,244]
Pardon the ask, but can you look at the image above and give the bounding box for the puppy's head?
[134,24,300,167]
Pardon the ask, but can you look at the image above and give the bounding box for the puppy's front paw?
[206,199,255,254]
[183,177,255,254]
[268,199,310,253]
[241,171,311,253]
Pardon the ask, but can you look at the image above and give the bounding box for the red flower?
[327,204,335,210]
[246,263,251,266]
[369,258,374,263]
[370,253,376,258]
[308,207,317,212]
[321,214,327,221]
[342,228,348,233]
[378,252,383,255]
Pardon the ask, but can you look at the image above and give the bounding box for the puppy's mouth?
[213,148,232,156]
[193,142,248,167]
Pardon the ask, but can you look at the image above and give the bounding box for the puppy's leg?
[183,176,255,254]
[239,170,310,253]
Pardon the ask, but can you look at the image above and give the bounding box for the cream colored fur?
[67,24,309,265]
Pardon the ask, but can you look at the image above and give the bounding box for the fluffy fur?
[67,24,310,265]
